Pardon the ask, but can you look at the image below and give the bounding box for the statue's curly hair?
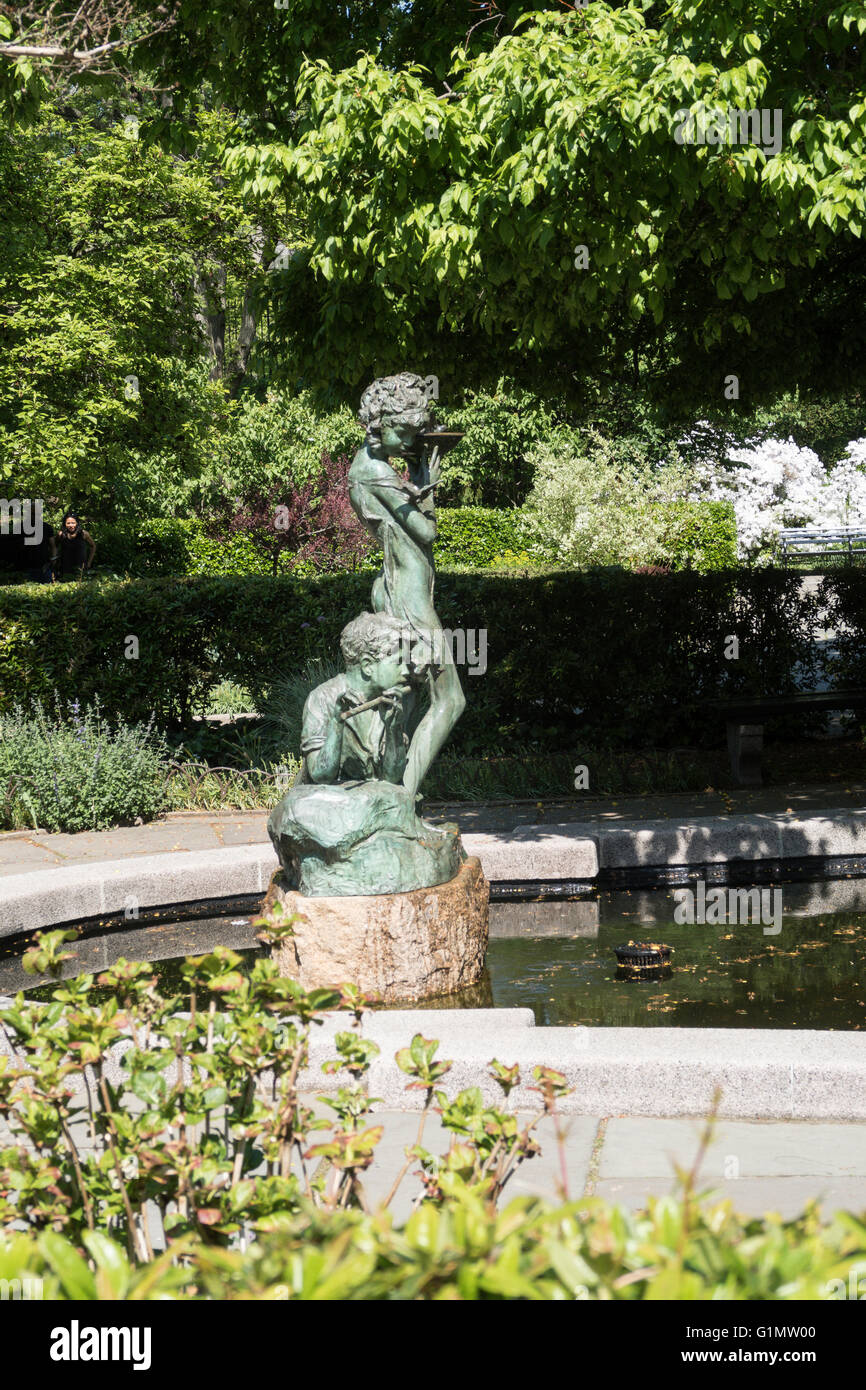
[340,611,409,667]
[358,372,433,440]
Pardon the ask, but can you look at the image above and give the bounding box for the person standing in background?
[56,511,96,580]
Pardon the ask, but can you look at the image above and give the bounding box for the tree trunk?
[193,264,227,381]
[225,228,273,399]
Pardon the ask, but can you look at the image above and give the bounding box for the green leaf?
[82,1232,131,1300]
[39,1232,97,1300]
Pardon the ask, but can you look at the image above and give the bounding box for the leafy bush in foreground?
[4,1190,866,1301]
[0,699,171,832]
[1,931,865,1300]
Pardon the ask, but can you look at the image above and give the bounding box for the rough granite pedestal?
[262,856,489,1003]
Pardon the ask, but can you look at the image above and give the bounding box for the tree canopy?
[215,1,866,396]
[1,2,866,509]
[0,105,274,504]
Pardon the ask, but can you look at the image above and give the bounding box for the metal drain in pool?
[614,940,674,981]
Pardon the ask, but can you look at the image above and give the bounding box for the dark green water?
[485,912,866,1029]
[5,884,866,1029]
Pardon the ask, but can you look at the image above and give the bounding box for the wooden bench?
[778,527,866,565]
[704,689,866,786]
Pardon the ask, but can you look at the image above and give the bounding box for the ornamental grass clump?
[0,697,170,832]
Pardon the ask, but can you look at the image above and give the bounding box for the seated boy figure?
[300,612,410,786]
[268,611,462,896]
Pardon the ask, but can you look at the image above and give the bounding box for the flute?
[339,686,410,721]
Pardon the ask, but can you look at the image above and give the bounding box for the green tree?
[0,2,567,129]
[222,2,866,394]
[0,104,278,511]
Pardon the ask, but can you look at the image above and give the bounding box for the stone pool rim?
[0,1000,863,1122]
[3,809,866,1122]
[3,806,866,937]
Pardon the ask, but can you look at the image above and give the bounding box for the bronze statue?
[267,373,467,896]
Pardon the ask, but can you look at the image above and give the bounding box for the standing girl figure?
[348,373,465,798]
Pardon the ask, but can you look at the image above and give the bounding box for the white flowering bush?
[522,430,694,569]
[826,440,866,528]
[686,426,866,561]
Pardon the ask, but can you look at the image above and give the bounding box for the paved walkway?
[2,783,865,876]
[6,1101,856,1225]
[313,1109,866,1224]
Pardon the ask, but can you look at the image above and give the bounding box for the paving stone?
[314,1110,598,1223]
[600,1118,866,1179]
[214,817,270,845]
[504,1126,597,1206]
[0,839,66,874]
[48,822,228,859]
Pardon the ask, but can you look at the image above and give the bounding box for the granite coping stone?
[0,845,276,937]
[2,1001,864,1118]
[3,808,866,931]
[362,1025,866,1119]
[461,828,599,880]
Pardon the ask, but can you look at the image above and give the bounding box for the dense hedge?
[0,569,831,747]
[825,570,866,690]
[88,501,736,578]
[92,510,525,578]
[95,518,274,578]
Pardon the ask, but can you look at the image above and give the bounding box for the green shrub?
[260,654,342,756]
[0,698,170,832]
[822,570,866,690]
[95,509,531,578]
[1,939,864,1301]
[205,680,256,716]
[0,934,574,1255]
[198,389,362,509]
[96,518,274,578]
[660,500,739,573]
[434,381,562,506]
[520,429,737,573]
[90,502,734,578]
[0,570,822,750]
[5,1192,865,1301]
[434,508,527,567]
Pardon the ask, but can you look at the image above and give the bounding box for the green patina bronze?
[268,373,467,897]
